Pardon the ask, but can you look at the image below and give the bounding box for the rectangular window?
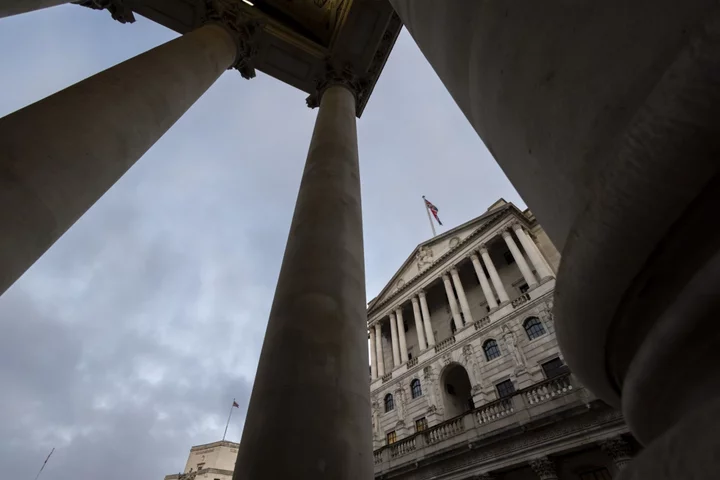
[579,467,612,480]
[541,357,568,379]
[415,417,428,432]
[519,283,529,294]
[386,431,397,445]
[196,463,205,471]
[496,379,515,398]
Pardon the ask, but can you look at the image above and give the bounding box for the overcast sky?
[0,5,524,480]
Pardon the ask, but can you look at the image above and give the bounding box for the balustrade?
[473,315,490,330]
[475,397,514,425]
[511,292,531,308]
[381,372,393,383]
[407,357,418,368]
[374,450,382,465]
[425,416,464,445]
[524,374,573,405]
[390,436,417,458]
[434,335,456,353]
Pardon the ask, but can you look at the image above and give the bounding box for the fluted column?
[411,296,428,351]
[450,266,474,324]
[512,223,554,281]
[374,323,385,377]
[369,328,378,380]
[0,0,69,18]
[419,290,435,346]
[389,312,401,367]
[442,273,463,331]
[479,245,509,303]
[0,23,239,296]
[234,83,371,479]
[395,308,409,363]
[502,229,538,288]
[470,253,498,310]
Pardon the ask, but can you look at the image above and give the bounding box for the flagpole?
[222,399,235,441]
[422,196,437,237]
[34,447,54,480]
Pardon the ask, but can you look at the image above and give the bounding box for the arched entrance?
[441,363,474,419]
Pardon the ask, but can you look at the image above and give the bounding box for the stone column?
[369,328,378,380]
[0,23,240,296]
[233,83,372,479]
[411,296,428,351]
[395,308,409,363]
[374,323,385,377]
[389,312,401,367]
[419,290,436,346]
[512,223,554,281]
[529,457,558,480]
[450,266,474,324]
[502,229,538,288]
[599,436,633,472]
[442,273,463,332]
[0,0,69,18]
[470,253,498,310]
[479,245,509,303]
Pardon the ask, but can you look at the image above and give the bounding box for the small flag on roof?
[423,197,443,226]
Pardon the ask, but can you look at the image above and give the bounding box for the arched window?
[410,379,422,398]
[524,317,546,340]
[483,339,501,361]
[384,393,394,412]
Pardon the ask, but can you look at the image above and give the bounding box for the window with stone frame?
[410,379,422,398]
[541,357,568,379]
[496,379,515,398]
[384,393,394,412]
[519,282,529,294]
[578,467,612,480]
[483,339,501,360]
[415,417,428,432]
[524,316,546,340]
[386,430,397,445]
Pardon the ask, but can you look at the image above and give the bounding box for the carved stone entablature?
[305,61,369,114]
[74,0,135,24]
[203,0,264,79]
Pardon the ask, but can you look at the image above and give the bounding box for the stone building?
[164,440,239,480]
[369,200,636,479]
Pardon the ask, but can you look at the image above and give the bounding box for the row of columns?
[369,224,552,379]
[1,2,375,477]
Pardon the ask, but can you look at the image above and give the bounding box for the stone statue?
[462,344,483,390]
[371,396,380,438]
[423,366,439,412]
[503,325,527,370]
[395,386,406,422]
[416,245,434,270]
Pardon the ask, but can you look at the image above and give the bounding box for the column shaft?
[502,230,538,288]
[419,291,436,346]
[396,308,409,362]
[0,23,237,296]
[450,267,474,324]
[513,224,554,280]
[442,273,463,332]
[480,246,510,303]
[369,328,378,379]
[0,0,69,18]
[233,85,371,479]
[471,253,498,309]
[374,323,385,377]
[411,297,428,350]
[389,312,401,367]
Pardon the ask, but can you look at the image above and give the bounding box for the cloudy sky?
[0,5,524,480]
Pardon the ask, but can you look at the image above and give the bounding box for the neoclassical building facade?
[369,200,636,480]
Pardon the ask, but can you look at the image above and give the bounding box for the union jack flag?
[423,197,443,226]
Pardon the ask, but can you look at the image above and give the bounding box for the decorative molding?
[203,0,264,79]
[357,11,402,115]
[529,457,558,480]
[74,0,135,23]
[305,62,369,112]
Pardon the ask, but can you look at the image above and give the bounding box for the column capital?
[204,0,264,79]
[75,0,136,24]
[510,221,524,231]
[529,457,557,480]
[306,62,369,115]
[478,244,489,254]
[501,228,513,238]
[395,306,403,315]
[418,289,427,298]
[450,266,459,275]
[599,436,633,467]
